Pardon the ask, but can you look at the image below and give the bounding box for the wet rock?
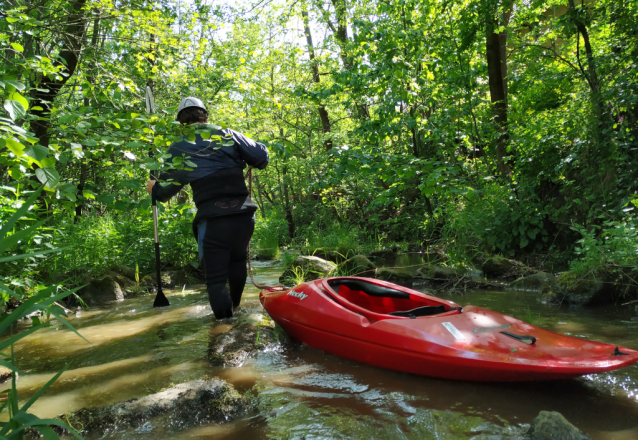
[50,379,250,437]
[208,313,287,367]
[76,276,124,305]
[375,268,413,286]
[542,268,637,306]
[416,265,466,280]
[104,270,137,290]
[0,365,12,384]
[527,411,590,440]
[307,248,351,263]
[509,272,556,291]
[338,255,376,276]
[150,269,190,288]
[279,256,337,284]
[108,264,137,280]
[482,258,536,279]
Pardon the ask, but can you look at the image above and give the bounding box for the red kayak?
[259,277,638,382]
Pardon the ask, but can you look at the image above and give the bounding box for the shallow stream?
[5,255,638,439]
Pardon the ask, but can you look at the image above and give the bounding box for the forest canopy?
[1,0,638,292]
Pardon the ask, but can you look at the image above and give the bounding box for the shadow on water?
[2,255,638,439]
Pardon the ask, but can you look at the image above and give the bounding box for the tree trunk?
[76,11,101,220]
[302,5,333,150]
[485,6,511,179]
[328,0,369,119]
[30,0,89,147]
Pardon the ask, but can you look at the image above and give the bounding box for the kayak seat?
[328,279,410,299]
[389,305,446,318]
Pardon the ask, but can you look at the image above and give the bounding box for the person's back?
[146,97,269,318]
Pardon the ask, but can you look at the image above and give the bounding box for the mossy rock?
[253,246,280,260]
[149,269,190,288]
[375,268,413,285]
[107,264,137,280]
[307,247,352,263]
[279,256,337,284]
[482,257,536,278]
[544,267,637,306]
[509,271,556,291]
[338,255,376,276]
[47,379,251,438]
[527,411,590,440]
[103,271,136,290]
[416,265,466,280]
[76,276,124,305]
[208,313,288,367]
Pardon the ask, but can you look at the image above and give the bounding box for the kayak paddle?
[152,192,170,307]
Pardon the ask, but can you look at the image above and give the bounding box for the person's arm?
[226,129,269,169]
[146,145,186,202]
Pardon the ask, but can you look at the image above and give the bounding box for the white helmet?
[177,97,207,114]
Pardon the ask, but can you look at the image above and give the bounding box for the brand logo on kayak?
[472,324,511,334]
[288,290,308,301]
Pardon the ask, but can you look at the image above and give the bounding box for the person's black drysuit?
[152,126,269,318]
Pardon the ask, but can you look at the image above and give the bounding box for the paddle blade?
[153,288,170,308]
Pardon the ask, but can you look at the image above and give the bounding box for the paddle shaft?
[152,192,169,306]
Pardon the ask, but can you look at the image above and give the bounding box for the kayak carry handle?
[613,346,629,356]
[500,331,536,345]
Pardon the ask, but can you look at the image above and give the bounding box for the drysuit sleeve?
[151,145,186,203]
[227,129,269,169]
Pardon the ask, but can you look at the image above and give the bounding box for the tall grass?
[44,208,196,278]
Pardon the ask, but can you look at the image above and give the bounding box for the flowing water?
[4,255,638,439]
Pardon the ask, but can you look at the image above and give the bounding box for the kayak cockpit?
[324,278,461,321]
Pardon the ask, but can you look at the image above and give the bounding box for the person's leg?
[227,213,255,308]
[201,219,233,319]
[197,220,207,279]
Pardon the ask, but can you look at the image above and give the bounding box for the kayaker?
[146,97,269,319]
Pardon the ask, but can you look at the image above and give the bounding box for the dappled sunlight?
[0,354,154,394]
[12,304,211,357]
[23,361,206,418]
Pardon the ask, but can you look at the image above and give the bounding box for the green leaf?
[4,80,25,91]
[0,247,67,264]
[3,99,25,120]
[11,43,24,52]
[0,187,43,241]
[5,138,25,157]
[35,167,59,189]
[23,144,49,163]
[70,143,83,158]
[520,237,529,248]
[11,92,28,111]
[0,218,47,254]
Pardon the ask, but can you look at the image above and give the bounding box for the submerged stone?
[49,379,250,437]
[208,313,288,367]
[527,411,591,440]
